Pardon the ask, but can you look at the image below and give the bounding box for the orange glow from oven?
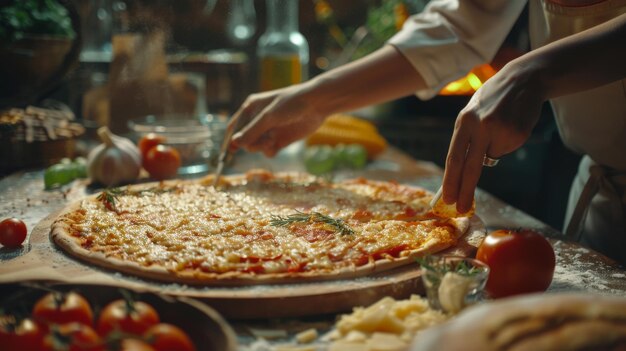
[439,64,497,95]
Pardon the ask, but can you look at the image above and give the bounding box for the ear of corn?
[306,114,387,159]
[322,114,378,133]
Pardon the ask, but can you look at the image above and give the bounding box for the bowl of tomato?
[0,283,237,351]
[129,114,227,176]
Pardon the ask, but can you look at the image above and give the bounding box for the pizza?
[51,169,473,285]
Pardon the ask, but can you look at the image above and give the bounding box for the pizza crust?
[50,172,479,286]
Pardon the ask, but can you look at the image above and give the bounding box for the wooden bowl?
[0,0,81,108]
[0,36,72,98]
[0,283,238,351]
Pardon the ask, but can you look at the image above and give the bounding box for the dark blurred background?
[0,0,581,231]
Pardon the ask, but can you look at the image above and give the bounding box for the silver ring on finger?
[482,155,500,167]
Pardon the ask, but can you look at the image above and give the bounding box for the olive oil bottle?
[257,0,309,91]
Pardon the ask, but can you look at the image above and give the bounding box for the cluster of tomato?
[138,134,181,181]
[0,290,196,351]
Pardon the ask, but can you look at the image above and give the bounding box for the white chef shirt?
[388,0,527,100]
[387,0,626,263]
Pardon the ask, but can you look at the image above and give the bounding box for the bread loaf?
[411,293,626,351]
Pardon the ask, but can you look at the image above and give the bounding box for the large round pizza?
[51,170,476,285]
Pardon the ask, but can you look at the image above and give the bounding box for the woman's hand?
[442,13,626,213]
[227,45,427,158]
[228,83,328,157]
[442,61,546,213]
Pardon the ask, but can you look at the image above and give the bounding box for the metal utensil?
[213,118,244,187]
[212,154,227,188]
[212,135,233,188]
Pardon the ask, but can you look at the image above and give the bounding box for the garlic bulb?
[87,127,141,186]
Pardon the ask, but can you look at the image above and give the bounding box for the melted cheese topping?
[63,173,457,277]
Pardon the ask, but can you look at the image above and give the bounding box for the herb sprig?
[97,186,176,211]
[270,210,355,236]
[96,188,125,211]
[416,256,484,278]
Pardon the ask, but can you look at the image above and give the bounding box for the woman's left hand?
[442,61,547,213]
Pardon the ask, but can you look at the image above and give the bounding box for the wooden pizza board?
[0,210,485,319]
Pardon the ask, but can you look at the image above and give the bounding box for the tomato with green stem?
[41,323,103,351]
[0,316,45,351]
[32,291,94,326]
[96,293,160,336]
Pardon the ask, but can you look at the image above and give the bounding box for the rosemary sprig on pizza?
[51,170,474,285]
[97,186,177,211]
[270,210,355,236]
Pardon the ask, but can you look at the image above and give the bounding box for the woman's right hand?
[228,45,425,158]
[228,82,329,157]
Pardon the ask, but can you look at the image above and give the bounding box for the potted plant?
[0,0,79,105]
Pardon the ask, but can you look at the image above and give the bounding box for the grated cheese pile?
[325,295,450,351]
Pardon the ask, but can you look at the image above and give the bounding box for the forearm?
[300,45,427,116]
[517,13,626,100]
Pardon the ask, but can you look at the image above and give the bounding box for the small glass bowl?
[129,114,227,175]
[419,255,489,313]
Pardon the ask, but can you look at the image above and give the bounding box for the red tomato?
[143,145,181,180]
[138,133,167,160]
[0,218,27,247]
[116,338,157,351]
[96,299,160,336]
[476,228,556,298]
[144,323,196,351]
[33,291,94,326]
[41,323,103,351]
[0,317,45,351]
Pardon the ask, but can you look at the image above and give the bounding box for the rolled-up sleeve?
[387,0,527,99]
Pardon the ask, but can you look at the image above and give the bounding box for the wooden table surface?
[1,143,624,348]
